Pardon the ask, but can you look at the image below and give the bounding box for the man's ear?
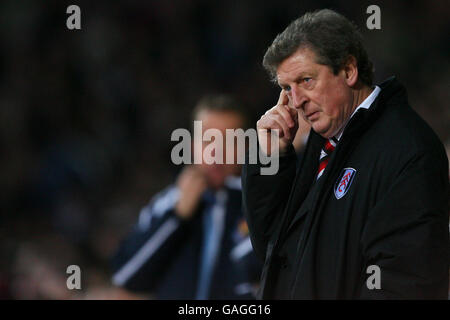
[343,55,358,87]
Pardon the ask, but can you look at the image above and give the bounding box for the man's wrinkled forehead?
[276,47,320,86]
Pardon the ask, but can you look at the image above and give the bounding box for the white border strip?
[112,217,179,286]
[230,237,253,261]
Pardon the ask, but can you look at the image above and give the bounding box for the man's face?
[194,110,243,189]
[277,47,355,138]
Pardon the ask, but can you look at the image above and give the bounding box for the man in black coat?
[242,9,449,299]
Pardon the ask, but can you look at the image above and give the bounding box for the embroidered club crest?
[334,168,356,199]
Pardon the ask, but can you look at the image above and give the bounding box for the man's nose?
[291,86,307,110]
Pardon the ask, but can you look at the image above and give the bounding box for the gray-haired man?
[242,9,449,299]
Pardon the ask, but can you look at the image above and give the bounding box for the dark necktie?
[196,191,218,300]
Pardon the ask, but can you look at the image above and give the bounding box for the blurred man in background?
[111,95,262,299]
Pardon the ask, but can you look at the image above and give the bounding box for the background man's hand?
[257,90,299,155]
[175,165,208,219]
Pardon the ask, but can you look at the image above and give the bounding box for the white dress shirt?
[334,85,381,141]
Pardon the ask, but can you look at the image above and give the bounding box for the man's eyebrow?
[292,75,306,84]
[294,71,314,81]
[277,71,314,87]
[277,80,288,88]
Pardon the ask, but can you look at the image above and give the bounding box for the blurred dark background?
[0,0,448,299]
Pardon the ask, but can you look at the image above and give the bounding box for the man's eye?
[284,86,291,92]
[303,77,312,83]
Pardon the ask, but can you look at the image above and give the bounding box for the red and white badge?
[334,168,356,199]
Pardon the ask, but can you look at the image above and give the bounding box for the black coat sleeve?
[110,186,192,293]
[241,145,298,262]
[359,150,449,299]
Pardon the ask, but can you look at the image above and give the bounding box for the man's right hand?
[257,90,299,155]
[175,166,208,219]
